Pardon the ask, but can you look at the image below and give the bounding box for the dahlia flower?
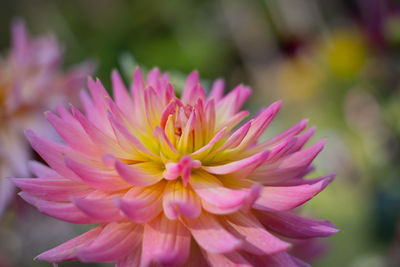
[12,67,337,266]
[0,19,94,217]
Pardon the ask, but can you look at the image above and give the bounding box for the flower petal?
[253,174,335,211]
[224,212,291,255]
[141,216,191,266]
[111,69,135,118]
[250,139,326,184]
[118,182,165,223]
[256,210,339,238]
[162,180,201,220]
[208,78,224,101]
[78,222,142,262]
[203,151,270,178]
[190,170,248,210]
[72,195,123,222]
[202,251,253,267]
[29,161,60,178]
[115,161,163,187]
[46,110,100,156]
[183,212,241,253]
[11,177,91,201]
[19,192,97,224]
[26,130,81,181]
[36,226,103,263]
[116,248,141,267]
[65,156,130,191]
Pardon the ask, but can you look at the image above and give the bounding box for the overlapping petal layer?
[13,67,337,266]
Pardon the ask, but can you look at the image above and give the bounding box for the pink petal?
[208,78,224,101]
[118,183,165,223]
[214,121,251,153]
[107,112,156,157]
[19,192,97,224]
[26,130,81,182]
[256,210,339,238]
[36,226,103,263]
[190,170,249,210]
[255,119,309,151]
[111,69,135,118]
[46,110,100,156]
[181,70,200,104]
[243,251,300,267]
[203,151,270,178]
[116,248,141,267]
[234,101,281,151]
[250,139,326,184]
[147,67,161,87]
[72,107,131,158]
[216,85,251,120]
[224,212,291,255]
[153,126,179,159]
[191,127,227,159]
[72,196,123,222]
[11,177,91,201]
[183,212,241,253]
[202,251,252,267]
[65,156,131,191]
[162,180,201,220]
[141,216,191,266]
[254,174,335,211]
[29,161,60,178]
[78,222,142,262]
[115,161,163,187]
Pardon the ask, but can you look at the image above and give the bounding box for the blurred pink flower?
[0,19,94,217]
[13,67,337,266]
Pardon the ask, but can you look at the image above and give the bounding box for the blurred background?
[1,0,400,266]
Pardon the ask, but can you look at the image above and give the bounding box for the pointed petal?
[250,139,326,184]
[19,192,97,224]
[234,101,281,151]
[256,210,339,238]
[11,177,91,201]
[181,70,200,104]
[224,212,291,255]
[163,180,201,220]
[46,111,99,156]
[203,151,270,178]
[203,251,252,267]
[118,183,165,223]
[183,212,241,253]
[26,130,81,181]
[115,161,163,187]
[36,226,103,263]
[111,69,135,117]
[65,156,130,191]
[256,119,309,151]
[190,170,248,210]
[78,222,142,262]
[191,127,227,159]
[254,174,335,211]
[72,196,123,222]
[29,161,60,178]
[214,121,251,153]
[208,79,224,101]
[72,107,130,158]
[141,216,191,266]
[117,248,141,267]
[153,126,179,159]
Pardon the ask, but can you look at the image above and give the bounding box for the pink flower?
[0,19,94,217]
[12,67,337,266]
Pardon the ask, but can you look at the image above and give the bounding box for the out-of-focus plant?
[0,19,95,218]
